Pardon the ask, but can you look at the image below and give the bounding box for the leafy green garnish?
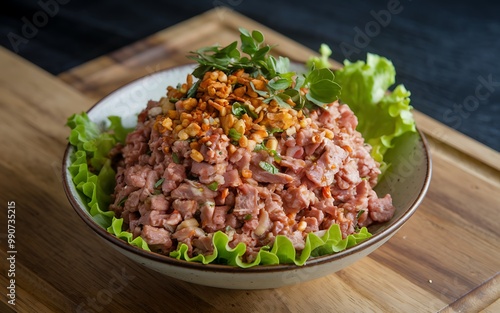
[303,68,341,108]
[172,152,180,164]
[228,128,242,141]
[267,127,284,135]
[66,113,131,227]
[306,43,332,70]
[254,142,281,162]
[231,102,258,119]
[154,178,165,189]
[170,224,371,267]
[188,28,340,110]
[356,210,365,219]
[107,217,150,251]
[244,214,253,221]
[333,53,416,173]
[207,181,219,191]
[259,161,279,174]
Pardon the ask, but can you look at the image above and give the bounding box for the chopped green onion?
[267,128,284,135]
[254,142,281,161]
[154,178,165,189]
[228,128,242,141]
[172,152,180,164]
[259,161,279,174]
[244,214,253,221]
[207,181,219,191]
[231,102,246,118]
[356,210,365,219]
[269,150,281,162]
[232,102,258,119]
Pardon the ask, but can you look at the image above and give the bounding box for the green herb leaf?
[252,30,264,43]
[249,81,268,97]
[154,178,165,189]
[172,152,180,164]
[259,161,279,174]
[232,102,258,119]
[356,210,365,219]
[274,93,293,109]
[267,127,284,135]
[254,143,281,161]
[231,102,247,117]
[268,78,291,90]
[228,128,242,141]
[188,28,291,86]
[207,181,219,191]
[306,43,332,70]
[186,80,201,97]
[302,68,341,108]
[244,214,253,221]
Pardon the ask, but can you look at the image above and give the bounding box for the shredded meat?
[109,70,395,261]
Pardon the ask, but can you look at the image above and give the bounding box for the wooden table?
[1,8,499,313]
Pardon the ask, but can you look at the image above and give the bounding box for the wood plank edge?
[439,273,500,313]
[414,111,500,172]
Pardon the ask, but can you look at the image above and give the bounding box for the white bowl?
[62,64,432,289]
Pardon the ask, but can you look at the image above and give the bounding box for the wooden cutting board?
[1,7,499,313]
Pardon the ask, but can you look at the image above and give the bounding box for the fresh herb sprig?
[187,28,341,110]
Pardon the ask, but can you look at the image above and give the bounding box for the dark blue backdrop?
[1,0,499,151]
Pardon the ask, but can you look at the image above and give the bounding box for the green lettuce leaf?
[306,43,332,70]
[66,113,140,231]
[107,217,150,251]
[170,225,371,267]
[334,53,416,172]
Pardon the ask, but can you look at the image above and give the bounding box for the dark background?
[1,0,499,151]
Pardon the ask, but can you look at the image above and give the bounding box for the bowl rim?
[62,65,432,273]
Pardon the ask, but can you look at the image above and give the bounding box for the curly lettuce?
[170,225,371,267]
[66,113,136,228]
[333,53,416,173]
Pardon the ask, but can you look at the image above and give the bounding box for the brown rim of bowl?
[62,65,432,273]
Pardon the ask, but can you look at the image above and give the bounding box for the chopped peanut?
[324,129,334,140]
[161,117,173,131]
[241,169,253,178]
[178,129,189,140]
[190,141,200,150]
[190,149,204,162]
[238,135,248,148]
[265,138,278,151]
[220,114,236,134]
[185,122,201,137]
[233,119,246,134]
[246,139,257,152]
[297,220,307,232]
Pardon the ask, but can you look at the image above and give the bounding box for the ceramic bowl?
[62,64,432,289]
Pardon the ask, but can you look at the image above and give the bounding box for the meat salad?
[108,67,396,263]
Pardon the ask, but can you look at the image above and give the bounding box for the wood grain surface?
[1,8,499,313]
